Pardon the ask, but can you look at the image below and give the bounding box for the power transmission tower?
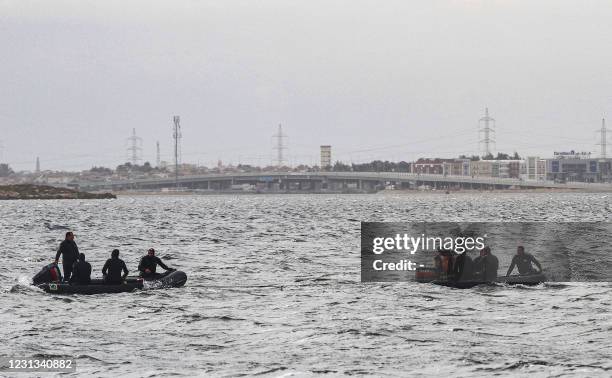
[156,141,161,168]
[596,118,610,158]
[35,157,40,173]
[126,128,143,165]
[272,124,287,168]
[173,116,182,187]
[478,107,496,158]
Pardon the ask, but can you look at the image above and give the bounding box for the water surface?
[2,192,612,377]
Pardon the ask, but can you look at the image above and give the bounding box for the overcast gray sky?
[2,0,612,171]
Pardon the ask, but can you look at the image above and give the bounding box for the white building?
[320,145,331,170]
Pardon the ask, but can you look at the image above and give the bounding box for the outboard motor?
[32,263,63,285]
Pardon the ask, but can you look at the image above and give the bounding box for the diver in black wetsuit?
[453,251,474,281]
[102,249,129,284]
[473,246,499,281]
[70,253,92,285]
[138,248,173,278]
[506,246,542,276]
[54,232,79,282]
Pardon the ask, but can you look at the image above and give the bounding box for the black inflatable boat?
[416,267,546,288]
[33,264,187,295]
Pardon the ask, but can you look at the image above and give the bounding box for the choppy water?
[1,192,612,377]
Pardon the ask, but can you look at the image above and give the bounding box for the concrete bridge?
[76,171,612,192]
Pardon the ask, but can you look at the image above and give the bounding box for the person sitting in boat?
[138,248,173,278]
[69,253,91,285]
[433,249,454,279]
[102,249,129,284]
[506,246,543,276]
[473,246,499,281]
[452,251,473,281]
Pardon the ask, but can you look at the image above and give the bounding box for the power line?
[596,118,610,158]
[126,128,143,165]
[479,107,496,157]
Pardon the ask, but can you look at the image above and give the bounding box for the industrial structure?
[173,116,182,187]
[597,118,609,158]
[478,108,496,157]
[126,128,143,165]
[35,157,40,173]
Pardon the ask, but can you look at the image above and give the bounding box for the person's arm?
[531,255,543,273]
[156,257,170,270]
[506,256,516,276]
[102,260,109,277]
[55,243,62,263]
[121,261,129,280]
[452,256,460,276]
[69,262,77,283]
[138,257,144,272]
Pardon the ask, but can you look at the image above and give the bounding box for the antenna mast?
[173,116,182,187]
[156,141,161,168]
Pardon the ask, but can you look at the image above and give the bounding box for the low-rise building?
[545,155,612,182]
[442,159,471,176]
[521,156,546,181]
[413,158,469,175]
[470,160,494,178]
[479,160,522,178]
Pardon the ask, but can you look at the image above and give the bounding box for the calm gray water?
[1,192,612,377]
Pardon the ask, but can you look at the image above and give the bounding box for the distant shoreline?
[0,184,116,200]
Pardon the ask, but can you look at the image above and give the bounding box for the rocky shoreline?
[0,184,116,200]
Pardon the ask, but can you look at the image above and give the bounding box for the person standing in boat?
[138,248,173,278]
[54,232,79,282]
[473,246,499,281]
[506,246,543,276]
[102,249,129,284]
[70,253,92,285]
